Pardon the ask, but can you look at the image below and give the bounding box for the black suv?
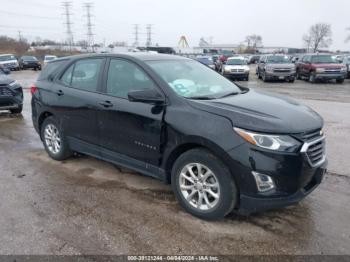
[31,54,327,220]
[19,56,41,71]
[0,68,23,114]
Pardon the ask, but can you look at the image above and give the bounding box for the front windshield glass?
[147,60,242,99]
[227,59,247,65]
[0,55,16,61]
[22,56,37,61]
[311,55,336,64]
[266,56,289,63]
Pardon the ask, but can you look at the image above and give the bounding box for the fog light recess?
[252,172,276,192]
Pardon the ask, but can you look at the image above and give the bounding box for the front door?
[97,58,165,167]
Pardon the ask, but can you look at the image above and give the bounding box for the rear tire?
[171,148,237,221]
[336,79,344,84]
[41,116,73,161]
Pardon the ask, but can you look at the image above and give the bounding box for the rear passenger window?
[61,58,103,92]
[38,60,68,81]
[106,59,157,98]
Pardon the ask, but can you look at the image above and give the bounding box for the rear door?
[96,58,165,167]
[52,58,105,147]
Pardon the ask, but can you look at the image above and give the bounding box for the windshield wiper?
[186,96,216,100]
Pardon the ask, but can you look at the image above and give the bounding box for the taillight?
[30,85,38,95]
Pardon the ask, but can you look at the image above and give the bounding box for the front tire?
[309,72,316,83]
[171,148,237,220]
[336,79,344,84]
[41,116,73,161]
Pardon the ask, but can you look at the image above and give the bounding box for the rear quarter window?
[38,60,69,81]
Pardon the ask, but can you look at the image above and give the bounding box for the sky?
[0,0,349,51]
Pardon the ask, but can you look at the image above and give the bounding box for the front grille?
[231,69,245,73]
[306,140,325,166]
[273,68,291,73]
[324,68,341,74]
[0,86,13,96]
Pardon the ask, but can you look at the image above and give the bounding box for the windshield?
[196,58,213,65]
[0,55,16,61]
[311,55,336,64]
[266,56,289,63]
[227,59,247,65]
[147,60,242,99]
[45,56,56,61]
[22,56,37,61]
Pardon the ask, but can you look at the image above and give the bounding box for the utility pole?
[132,24,139,47]
[62,1,74,52]
[18,31,23,42]
[83,2,95,53]
[145,24,153,47]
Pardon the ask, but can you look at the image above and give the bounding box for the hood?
[0,60,17,65]
[312,63,343,69]
[0,75,15,85]
[267,63,295,69]
[188,89,323,134]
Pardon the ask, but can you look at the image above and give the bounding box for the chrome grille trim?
[300,136,326,168]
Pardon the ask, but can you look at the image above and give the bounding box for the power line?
[0,9,61,20]
[83,2,95,52]
[62,1,74,50]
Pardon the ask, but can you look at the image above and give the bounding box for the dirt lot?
[0,68,349,255]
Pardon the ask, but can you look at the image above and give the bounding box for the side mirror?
[128,89,165,105]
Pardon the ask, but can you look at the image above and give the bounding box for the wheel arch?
[38,111,54,136]
[162,137,240,187]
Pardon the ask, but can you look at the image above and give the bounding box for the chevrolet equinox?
[31,54,327,220]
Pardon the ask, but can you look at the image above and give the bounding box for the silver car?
[257,55,296,82]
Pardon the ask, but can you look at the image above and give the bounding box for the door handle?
[99,100,113,108]
[56,90,64,96]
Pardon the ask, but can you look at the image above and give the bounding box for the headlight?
[340,66,347,72]
[291,67,296,72]
[316,68,325,73]
[265,66,273,72]
[9,80,18,87]
[234,127,301,152]
[244,67,250,72]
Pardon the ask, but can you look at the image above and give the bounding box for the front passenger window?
[106,59,157,98]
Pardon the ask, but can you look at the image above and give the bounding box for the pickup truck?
[296,54,347,83]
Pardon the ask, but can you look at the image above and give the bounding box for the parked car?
[32,53,327,220]
[248,55,260,64]
[342,56,350,78]
[43,55,58,66]
[195,56,216,70]
[19,56,41,71]
[0,68,23,114]
[296,54,347,83]
[221,56,250,81]
[257,54,296,82]
[0,54,20,71]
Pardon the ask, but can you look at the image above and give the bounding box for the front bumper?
[265,72,296,80]
[21,63,41,69]
[223,72,249,78]
[226,139,327,215]
[315,72,346,80]
[0,86,23,110]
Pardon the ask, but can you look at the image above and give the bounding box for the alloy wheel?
[179,163,220,211]
[44,124,61,154]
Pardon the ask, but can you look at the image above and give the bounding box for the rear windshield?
[38,60,69,81]
[0,55,16,61]
[196,58,214,65]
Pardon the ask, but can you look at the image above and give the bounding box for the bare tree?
[303,23,332,52]
[245,34,263,49]
[302,34,313,52]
